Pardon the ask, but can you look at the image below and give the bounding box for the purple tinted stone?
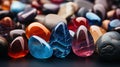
[17,7,37,24]
[72,25,95,57]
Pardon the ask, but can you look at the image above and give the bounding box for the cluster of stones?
[0,0,120,60]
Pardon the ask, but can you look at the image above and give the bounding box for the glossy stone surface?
[72,25,95,57]
[67,17,90,32]
[58,2,78,19]
[10,1,26,14]
[0,36,8,56]
[96,31,120,59]
[8,36,28,59]
[90,25,106,44]
[49,22,72,58]
[108,19,120,31]
[0,17,15,37]
[28,35,53,59]
[9,29,25,41]
[26,22,50,42]
[17,7,37,23]
[42,3,59,14]
[86,12,101,26]
[44,14,67,30]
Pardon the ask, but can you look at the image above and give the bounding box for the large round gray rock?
[96,31,120,59]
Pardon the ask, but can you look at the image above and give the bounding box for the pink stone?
[67,17,90,32]
[72,25,95,57]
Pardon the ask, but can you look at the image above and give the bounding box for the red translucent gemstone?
[8,36,28,59]
[50,0,64,4]
[68,17,90,32]
[72,25,95,57]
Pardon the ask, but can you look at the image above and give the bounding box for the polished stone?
[96,31,120,59]
[72,25,95,57]
[10,1,26,14]
[44,14,67,30]
[26,22,51,42]
[58,2,78,19]
[17,7,37,23]
[90,25,106,44]
[49,22,72,58]
[86,12,101,26]
[0,17,15,38]
[28,35,53,59]
[8,36,28,59]
[67,17,90,32]
[9,29,25,41]
[108,19,120,31]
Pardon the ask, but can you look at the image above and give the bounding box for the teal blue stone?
[28,35,53,59]
[10,1,26,14]
[49,22,72,58]
[86,12,102,26]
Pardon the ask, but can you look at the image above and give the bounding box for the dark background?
[0,52,120,67]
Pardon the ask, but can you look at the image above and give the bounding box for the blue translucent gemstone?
[108,19,120,31]
[86,12,101,26]
[28,35,53,59]
[10,1,26,14]
[49,22,72,58]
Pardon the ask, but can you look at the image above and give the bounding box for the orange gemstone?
[1,0,12,10]
[26,22,51,41]
[102,20,110,30]
[90,25,106,44]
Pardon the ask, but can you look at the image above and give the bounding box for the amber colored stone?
[8,36,28,59]
[107,10,115,19]
[68,17,90,32]
[90,25,106,44]
[26,22,50,41]
[102,20,110,30]
[1,0,12,10]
